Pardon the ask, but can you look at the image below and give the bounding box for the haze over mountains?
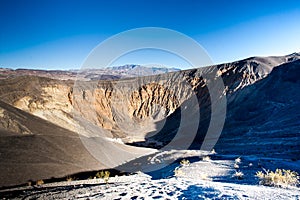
[0,53,299,189]
[0,65,180,81]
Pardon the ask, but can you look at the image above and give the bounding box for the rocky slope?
[0,100,102,186]
[0,99,155,187]
[1,54,298,140]
[0,53,299,187]
[216,58,300,161]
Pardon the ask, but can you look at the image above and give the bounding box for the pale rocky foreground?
[2,171,299,200]
[1,156,300,200]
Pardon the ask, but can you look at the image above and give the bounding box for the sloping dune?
[0,100,155,187]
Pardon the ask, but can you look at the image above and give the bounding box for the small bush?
[174,167,185,177]
[36,180,44,186]
[235,157,241,164]
[256,169,299,188]
[66,176,75,182]
[202,156,211,162]
[233,171,244,179]
[180,159,190,166]
[210,149,216,154]
[96,170,110,183]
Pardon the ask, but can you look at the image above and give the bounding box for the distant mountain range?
[0,53,300,187]
[0,65,181,80]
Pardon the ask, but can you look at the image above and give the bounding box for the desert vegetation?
[202,156,211,162]
[35,180,44,186]
[180,159,190,166]
[95,170,111,184]
[233,171,244,180]
[256,169,299,188]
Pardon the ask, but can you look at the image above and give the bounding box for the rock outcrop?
[0,53,299,141]
[0,53,300,187]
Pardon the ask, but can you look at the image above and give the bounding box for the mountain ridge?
[0,53,299,187]
[0,65,180,81]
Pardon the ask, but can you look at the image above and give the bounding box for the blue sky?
[0,0,299,69]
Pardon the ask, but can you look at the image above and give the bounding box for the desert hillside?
[0,53,299,188]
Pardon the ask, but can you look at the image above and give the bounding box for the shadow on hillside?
[126,81,212,151]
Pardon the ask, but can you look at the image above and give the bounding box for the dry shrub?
[66,176,75,182]
[233,171,244,179]
[202,156,211,162]
[256,169,299,188]
[174,167,185,177]
[234,163,239,169]
[235,157,241,164]
[211,149,216,154]
[96,170,110,183]
[180,159,190,166]
[36,180,44,186]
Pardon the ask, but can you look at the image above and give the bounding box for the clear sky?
[0,0,299,69]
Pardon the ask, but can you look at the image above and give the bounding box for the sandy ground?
[1,172,299,199]
[1,151,299,200]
